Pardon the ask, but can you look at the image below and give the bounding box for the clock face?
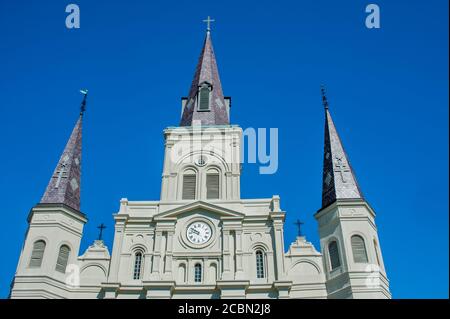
[186,221,212,245]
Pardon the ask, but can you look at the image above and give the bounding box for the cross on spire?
[294,219,304,237]
[203,16,215,32]
[97,223,106,241]
[80,89,88,116]
[334,156,350,183]
[321,84,329,110]
[54,156,69,188]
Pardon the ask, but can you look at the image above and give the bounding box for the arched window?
[182,170,196,200]
[374,239,381,266]
[133,251,143,280]
[328,241,341,270]
[256,250,266,278]
[351,235,368,263]
[194,263,202,283]
[55,245,71,273]
[29,240,46,268]
[206,169,220,199]
[198,83,211,111]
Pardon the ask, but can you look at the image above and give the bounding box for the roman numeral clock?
[187,221,212,245]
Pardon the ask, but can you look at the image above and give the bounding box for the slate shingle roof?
[180,31,229,126]
[40,114,83,211]
[321,89,364,208]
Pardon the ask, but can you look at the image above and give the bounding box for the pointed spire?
[321,86,363,208]
[180,25,229,126]
[40,92,86,211]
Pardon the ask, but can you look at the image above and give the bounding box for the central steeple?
[180,25,229,126]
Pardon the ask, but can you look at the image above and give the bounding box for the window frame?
[182,171,197,200]
[29,240,46,268]
[194,263,202,283]
[351,235,369,264]
[197,82,212,112]
[373,239,381,266]
[328,240,341,270]
[255,250,266,279]
[55,244,71,273]
[206,171,220,199]
[133,250,144,280]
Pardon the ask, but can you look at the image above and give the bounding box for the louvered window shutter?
[182,174,196,200]
[351,235,368,263]
[198,87,210,110]
[328,241,341,270]
[29,240,46,268]
[55,245,70,273]
[206,174,219,199]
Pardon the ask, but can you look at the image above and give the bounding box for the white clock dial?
[186,221,212,245]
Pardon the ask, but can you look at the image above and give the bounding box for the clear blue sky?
[0,0,448,298]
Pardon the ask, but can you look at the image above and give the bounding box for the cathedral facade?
[10,29,391,299]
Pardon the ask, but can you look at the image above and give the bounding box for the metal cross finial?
[80,89,88,116]
[203,16,215,32]
[321,85,329,110]
[294,219,304,237]
[97,223,106,241]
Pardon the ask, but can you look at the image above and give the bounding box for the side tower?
[314,87,391,299]
[10,93,88,299]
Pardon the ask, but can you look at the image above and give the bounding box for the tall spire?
[40,91,86,211]
[321,86,363,209]
[180,22,229,126]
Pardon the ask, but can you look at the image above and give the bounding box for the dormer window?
[198,82,211,111]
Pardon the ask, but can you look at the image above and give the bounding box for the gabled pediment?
[154,201,244,220]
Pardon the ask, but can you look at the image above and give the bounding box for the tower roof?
[321,87,364,208]
[40,94,86,211]
[180,31,229,126]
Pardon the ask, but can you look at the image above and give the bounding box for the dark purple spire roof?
[40,114,83,211]
[180,31,229,126]
[321,94,364,209]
